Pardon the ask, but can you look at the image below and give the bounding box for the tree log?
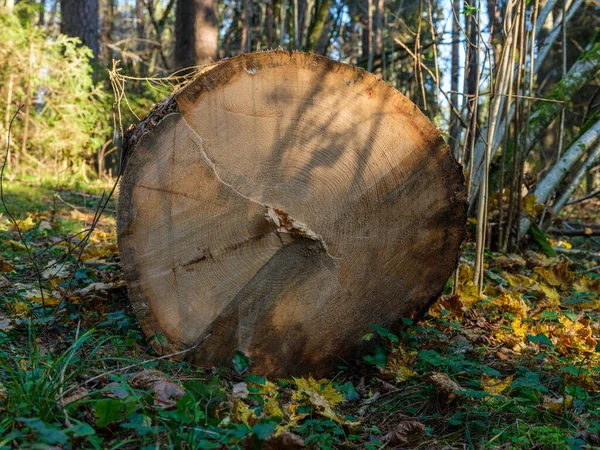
[117,51,467,377]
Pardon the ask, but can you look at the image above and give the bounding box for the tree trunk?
[305,0,332,52]
[60,0,100,60]
[519,118,600,239]
[175,0,217,70]
[117,51,467,377]
[449,0,461,156]
[553,143,600,214]
[362,0,372,71]
[135,0,145,52]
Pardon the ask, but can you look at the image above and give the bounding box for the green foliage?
[0,5,110,175]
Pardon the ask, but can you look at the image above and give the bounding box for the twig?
[566,187,600,206]
[0,105,47,309]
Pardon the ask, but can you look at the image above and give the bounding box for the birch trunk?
[553,142,600,214]
[519,119,600,239]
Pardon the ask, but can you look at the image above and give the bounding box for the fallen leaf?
[534,260,574,287]
[428,372,465,402]
[542,395,573,412]
[491,292,529,317]
[481,375,512,395]
[0,259,15,273]
[129,369,184,408]
[15,216,35,233]
[292,377,346,422]
[264,430,306,449]
[59,386,89,407]
[42,260,70,279]
[0,318,12,332]
[383,420,426,447]
[38,220,53,231]
[232,382,250,399]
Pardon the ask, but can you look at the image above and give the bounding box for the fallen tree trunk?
[117,51,467,377]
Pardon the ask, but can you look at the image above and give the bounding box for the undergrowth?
[0,181,599,449]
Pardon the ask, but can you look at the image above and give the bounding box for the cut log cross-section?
[117,51,467,377]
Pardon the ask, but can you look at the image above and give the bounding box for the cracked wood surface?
[117,51,467,377]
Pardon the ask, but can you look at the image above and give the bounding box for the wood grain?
[117,51,467,377]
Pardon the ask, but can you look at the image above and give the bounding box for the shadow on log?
[117,51,467,377]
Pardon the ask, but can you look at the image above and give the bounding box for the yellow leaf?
[233,399,256,426]
[542,395,573,412]
[573,277,600,295]
[263,397,284,418]
[504,273,537,290]
[534,261,573,287]
[385,348,416,382]
[491,293,529,317]
[523,194,545,218]
[481,375,513,395]
[0,259,15,273]
[15,216,35,233]
[292,377,344,422]
[11,301,29,316]
[536,284,561,307]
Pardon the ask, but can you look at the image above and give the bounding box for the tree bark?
[449,0,461,156]
[60,0,100,60]
[117,51,467,377]
[362,0,372,71]
[305,0,332,52]
[553,143,600,214]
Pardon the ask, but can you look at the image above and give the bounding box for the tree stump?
[117,51,467,377]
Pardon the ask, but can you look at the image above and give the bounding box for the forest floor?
[1,178,600,450]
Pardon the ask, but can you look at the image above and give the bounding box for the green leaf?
[233,351,252,375]
[361,332,374,341]
[539,311,559,321]
[337,381,360,402]
[370,324,399,343]
[94,398,132,427]
[528,333,554,347]
[252,418,280,440]
[18,418,68,445]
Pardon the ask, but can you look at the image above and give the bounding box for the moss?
[507,425,570,450]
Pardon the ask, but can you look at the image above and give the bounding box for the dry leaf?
[38,220,53,231]
[42,260,70,279]
[0,318,12,332]
[428,372,464,402]
[0,259,15,273]
[15,216,35,233]
[232,382,250,400]
[129,369,184,408]
[59,386,89,407]
[491,293,529,317]
[383,420,426,447]
[264,430,306,449]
